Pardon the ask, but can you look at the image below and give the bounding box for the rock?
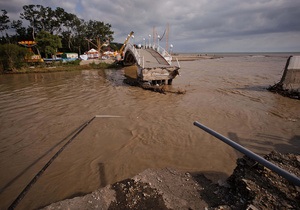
[41,151,300,210]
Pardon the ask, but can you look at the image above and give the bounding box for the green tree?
[0,44,28,72]
[20,5,41,40]
[60,12,83,51]
[82,20,114,54]
[0,10,10,42]
[39,6,56,33]
[35,30,62,58]
[20,5,79,38]
[13,4,115,55]
[20,5,58,39]
[85,20,113,43]
[11,20,31,40]
[38,6,64,35]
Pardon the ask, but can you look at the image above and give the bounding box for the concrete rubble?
[268,55,300,99]
[42,151,300,210]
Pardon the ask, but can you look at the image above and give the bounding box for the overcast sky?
[1,0,300,52]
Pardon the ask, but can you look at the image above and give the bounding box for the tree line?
[0,5,120,71]
[0,5,116,53]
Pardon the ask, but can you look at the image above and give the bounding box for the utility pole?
[153,26,156,48]
[166,23,169,52]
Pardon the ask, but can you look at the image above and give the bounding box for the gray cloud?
[1,0,300,52]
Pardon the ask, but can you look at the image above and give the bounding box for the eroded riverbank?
[42,151,300,210]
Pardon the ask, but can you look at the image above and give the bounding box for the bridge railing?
[151,44,172,65]
[124,43,144,68]
[125,43,177,68]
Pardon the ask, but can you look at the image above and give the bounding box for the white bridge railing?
[150,44,172,65]
[124,43,177,68]
[124,43,144,68]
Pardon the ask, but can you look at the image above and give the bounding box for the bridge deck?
[123,45,179,85]
[137,48,170,68]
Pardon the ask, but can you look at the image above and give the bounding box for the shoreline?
[1,59,118,74]
[172,52,297,61]
[41,151,300,210]
[2,53,293,74]
[1,55,215,74]
[172,54,221,61]
[2,52,298,74]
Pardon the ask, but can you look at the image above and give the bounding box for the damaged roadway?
[42,151,300,210]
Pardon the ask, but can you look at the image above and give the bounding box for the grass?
[2,60,122,74]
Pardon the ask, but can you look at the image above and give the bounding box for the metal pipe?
[193,121,300,186]
[8,115,124,209]
[95,115,123,118]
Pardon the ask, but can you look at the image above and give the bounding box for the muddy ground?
[41,151,299,210]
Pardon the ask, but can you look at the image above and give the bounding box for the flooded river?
[0,55,299,209]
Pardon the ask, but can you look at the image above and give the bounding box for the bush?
[0,44,28,72]
[62,59,81,66]
[89,61,119,69]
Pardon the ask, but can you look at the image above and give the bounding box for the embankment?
[42,151,300,210]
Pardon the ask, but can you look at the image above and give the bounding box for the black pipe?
[8,117,96,210]
[193,121,300,186]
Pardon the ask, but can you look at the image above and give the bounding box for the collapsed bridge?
[121,39,180,87]
[268,55,300,99]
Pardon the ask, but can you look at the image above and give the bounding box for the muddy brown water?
[0,55,299,209]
